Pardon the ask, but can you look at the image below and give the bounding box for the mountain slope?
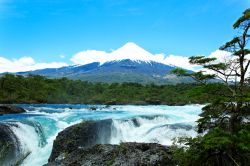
[15,59,193,84]
[8,42,197,84]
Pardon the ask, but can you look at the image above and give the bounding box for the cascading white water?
[10,122,49,166]
[110,115,197,145]
[0,104,203,166]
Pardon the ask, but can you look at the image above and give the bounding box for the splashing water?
[0,104,203,166]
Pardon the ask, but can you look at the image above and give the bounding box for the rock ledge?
[0,105,26,115]
[46,119,174,166]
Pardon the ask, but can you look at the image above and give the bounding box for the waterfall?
[0,104,202,166]
[110,115,196,145]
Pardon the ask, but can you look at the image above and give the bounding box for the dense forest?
[0,74,234,105]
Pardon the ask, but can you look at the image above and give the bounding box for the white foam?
[110,116,197,145]
[6,104,203,165]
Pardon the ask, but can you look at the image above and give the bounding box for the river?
[0,104,203,166]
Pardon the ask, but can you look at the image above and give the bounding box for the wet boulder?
[0,105,26,116]
[48,119,112,162]
[89,107,97,111]
[0,123,26,166]
[46,119,174,166]
[45,142,174,166]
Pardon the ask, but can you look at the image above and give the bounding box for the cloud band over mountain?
[0,42,231,73]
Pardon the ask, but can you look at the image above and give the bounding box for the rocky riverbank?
[45,119,175,166]
[0,105,26,115]
[45,142,174,166]
[0,123,30,166]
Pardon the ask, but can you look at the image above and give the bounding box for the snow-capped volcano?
[15,58,194,84]
[111,42,164,62]
[11,42,195,84]
[71,42,165,65]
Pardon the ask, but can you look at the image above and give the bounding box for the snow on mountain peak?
[71,42,165,65]
[112,42,155,62]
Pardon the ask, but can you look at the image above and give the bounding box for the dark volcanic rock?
[48,119,112,162]
[45,142,174,166]
[47,119,174,166]
[89,106,97,111]
[0,105,26,115]
[0,121,44,165]
[0,123,22,165]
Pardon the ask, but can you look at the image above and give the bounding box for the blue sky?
[0,0,249,72]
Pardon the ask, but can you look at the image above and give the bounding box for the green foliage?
[0,74,230,105]
[172,126,250,166]
[219,37,240,51]
[171,8,250,166]
[189,56,216,65]
[171,68,189,76]
[192,71,215,82]
[204,63,227,71]
[233,8,250,29]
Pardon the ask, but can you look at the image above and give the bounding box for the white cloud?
[162,50,234,72]
[70,43,237,73]
[70,42,165,65]
[196,50,250,80]
[71,50,110,65]
[163,54,200,71]
[208,50,232,63]
[70,42,199,71]
[0,43,236,74]
[0,56,67,73]
[208,50,250,75]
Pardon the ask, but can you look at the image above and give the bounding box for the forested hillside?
[14,59,194,85]
[0,74,234,105]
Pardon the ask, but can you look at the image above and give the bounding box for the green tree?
[172,9,250,166]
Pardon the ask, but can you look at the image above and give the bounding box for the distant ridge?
[14,59,193,84]
[71,42,168,65]
[3,42,195,84]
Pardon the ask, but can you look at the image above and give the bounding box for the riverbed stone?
[0,105,26,115]
[45,142,174,166]
[46,119,174,166]
[48,119,112,162]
